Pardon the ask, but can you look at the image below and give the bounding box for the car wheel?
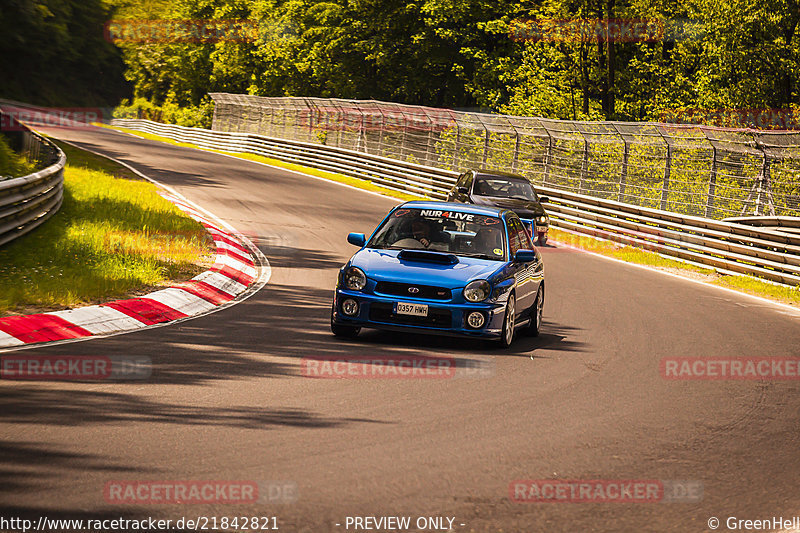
[527,285,544,337]
[330,306,360,338]
[331,320,360,338]
[537,234,547,246]
[499,293,516,348]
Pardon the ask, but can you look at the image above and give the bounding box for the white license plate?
[395,302,429,317]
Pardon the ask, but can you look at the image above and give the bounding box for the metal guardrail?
[723,216,800,236]
[207,93,800,220]
[0,111,65,247]
[112,118,800,286]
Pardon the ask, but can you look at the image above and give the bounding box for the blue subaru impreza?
[331,201,545,347]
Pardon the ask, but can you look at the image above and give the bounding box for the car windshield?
[368,208,506,260]
[473,177,539,201]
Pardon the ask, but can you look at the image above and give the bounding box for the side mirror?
[514,249,537,263]
[347,232,366,247]
[539,196,550,203]
[457,187,469,195]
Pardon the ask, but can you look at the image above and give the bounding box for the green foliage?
[114,96,214,128]
[11,0,793,124]
[0,0,129,106]
[0,136,34,179]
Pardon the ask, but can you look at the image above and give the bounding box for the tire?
[499,293,516,348]
[330,305,360,338]
[537,233,547,246]
[527,284,544,337]
[331,320,361,338]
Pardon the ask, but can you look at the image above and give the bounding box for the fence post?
[481,118,490,167]
[265,103,274,138]
[610,124,628,201]
[452,122,461,170]
[378,106,386,156]
[578,132,589,194]
[755,158,775,216]
[295,106,303,142]
[659,129,672,210]
[357,106,366,152]
[421,108,434,166]
[543,125,554,186]
[705,144,718,218]
[619,138,629,202]
[511,124,521,173]
[399,111,408,160]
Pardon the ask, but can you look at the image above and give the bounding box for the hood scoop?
[397,249,459,265]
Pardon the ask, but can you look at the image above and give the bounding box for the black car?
[447,169,551,245]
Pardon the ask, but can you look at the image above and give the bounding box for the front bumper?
[331,289,507,338]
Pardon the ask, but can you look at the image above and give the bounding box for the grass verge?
[0,139,214,316]
[106,123,800,308]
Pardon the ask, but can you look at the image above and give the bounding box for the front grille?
[375,281,451,300]
[369,302,452,327]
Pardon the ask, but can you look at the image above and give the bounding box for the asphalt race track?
[2,125,800,532]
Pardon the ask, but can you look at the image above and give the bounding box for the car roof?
[399,200,513,217]
[472,169,530,181]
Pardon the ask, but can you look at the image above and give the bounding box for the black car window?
[508,217,523,256]
[474,176,539,201]
[515,217,534,249]
[464,172,475,192]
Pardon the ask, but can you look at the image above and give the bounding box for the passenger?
[472,226,503,256]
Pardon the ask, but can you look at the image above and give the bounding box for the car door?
[508,216,538,313]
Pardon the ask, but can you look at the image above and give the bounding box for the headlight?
[463,280,492,302]
[343,266,367,291]
[537,215,548,224]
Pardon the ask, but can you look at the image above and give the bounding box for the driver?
[411,218,434,248]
